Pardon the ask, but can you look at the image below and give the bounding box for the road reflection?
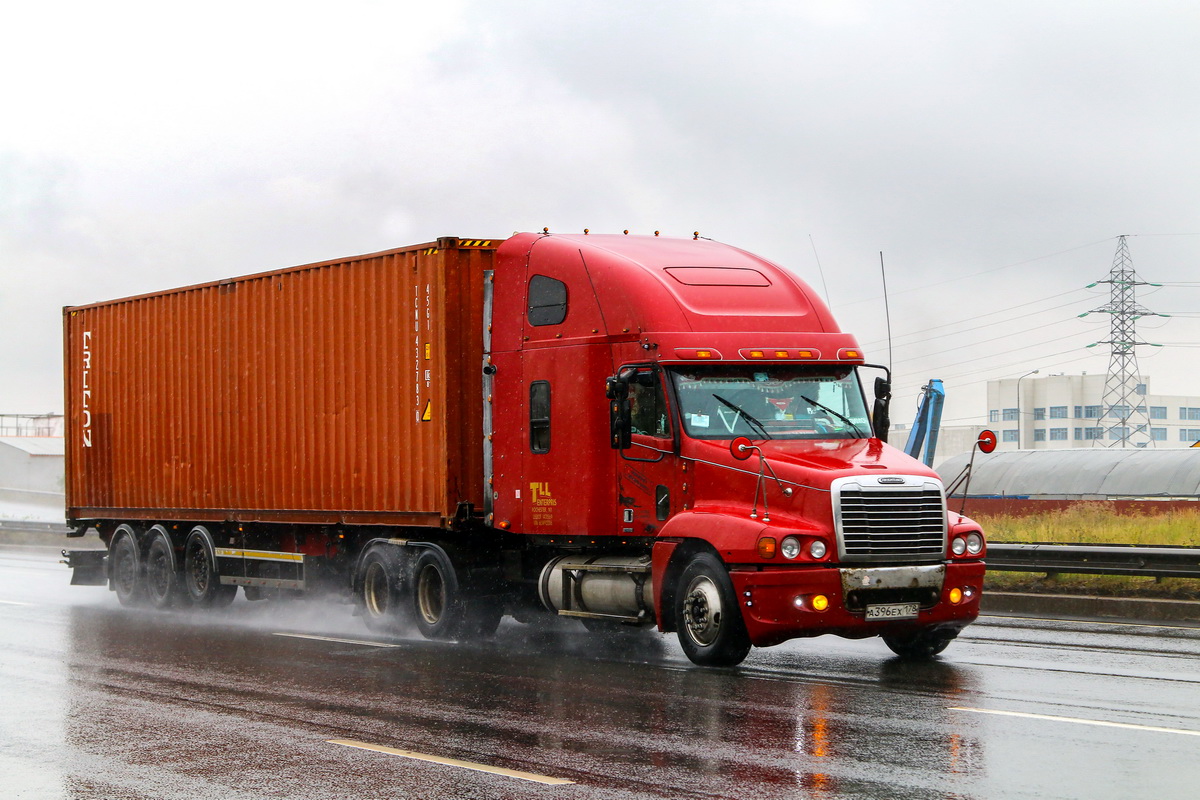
[59,601,988,799]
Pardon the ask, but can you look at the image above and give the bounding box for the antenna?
[808,234,831,307]
[879,251,893,371]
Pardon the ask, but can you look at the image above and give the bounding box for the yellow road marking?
[273,633,399,648]
[951,707,1200,736]
[327,739,576,785]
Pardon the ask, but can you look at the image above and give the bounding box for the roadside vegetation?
[975,502,1200,599]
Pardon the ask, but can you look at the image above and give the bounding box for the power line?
[859,290,1090,350]
[833,237,1117,310]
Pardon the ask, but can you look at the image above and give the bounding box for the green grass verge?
[978,502,1200,599]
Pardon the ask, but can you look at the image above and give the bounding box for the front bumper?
[730,560,985,647]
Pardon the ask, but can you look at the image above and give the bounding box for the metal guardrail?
[987,543,1200,579]
[0,519,73,535]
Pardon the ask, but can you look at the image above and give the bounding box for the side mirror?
[605,369,635,449]
[871,375,891,442]
[730,436,754,460]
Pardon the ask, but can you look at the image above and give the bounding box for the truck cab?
[488,232,985,665]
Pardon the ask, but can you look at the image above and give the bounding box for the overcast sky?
[3,0,1198,428]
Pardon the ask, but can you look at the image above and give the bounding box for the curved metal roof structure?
[936,448,1200,499]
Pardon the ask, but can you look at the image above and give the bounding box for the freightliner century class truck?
[62,232,986,667]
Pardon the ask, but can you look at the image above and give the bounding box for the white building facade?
[985,373,1200,452]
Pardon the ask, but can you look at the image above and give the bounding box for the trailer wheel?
[358,548,407,633]
[144,527,189,610]
[674,552,751,667]
[184,527,237,609]
[110,527,145,607]
[881,629,954,659]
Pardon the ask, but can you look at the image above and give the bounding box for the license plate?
[865,602,919,621]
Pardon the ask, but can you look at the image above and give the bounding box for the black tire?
[410,548,504,641]
[412,548,466,640]
[674,552,751,667]
[110,527,145,607]
[358,547,408,633]
[183,527,237,608]
[144,528,189,610]
[882,629,955,659]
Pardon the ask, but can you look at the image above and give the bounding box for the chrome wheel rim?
[416,564,445,625]
[683,575,723,646]
[364,562,388,617]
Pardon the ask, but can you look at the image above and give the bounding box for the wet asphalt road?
[2,547,1199,800]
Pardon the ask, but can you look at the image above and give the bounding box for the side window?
[629,372,671,438]
[530,381,551,453]
[528,275,568,326]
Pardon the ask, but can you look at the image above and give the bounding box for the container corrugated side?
[63,238,497,528]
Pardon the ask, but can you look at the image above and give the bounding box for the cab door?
[616,366,680,537]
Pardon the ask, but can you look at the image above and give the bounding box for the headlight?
[780,536,801,559]
[966,533,984,555]
[809,540,827,559]
[951,537,967,556]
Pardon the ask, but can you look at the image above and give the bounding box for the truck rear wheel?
[674,552,751,667]
[183,526,237,609]
[882,629,954,659]
[144,527,189,609]
[110,526,145,607]
[412,548,502,641]
[358,547,407,633]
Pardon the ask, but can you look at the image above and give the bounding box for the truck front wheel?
[881,629,954,659]
[674,552,751,667]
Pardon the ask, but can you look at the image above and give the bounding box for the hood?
[687,436,941,490]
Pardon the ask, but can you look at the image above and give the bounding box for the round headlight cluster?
[780,536,801,559]
[951,532,985,556]
[809,540,827,559]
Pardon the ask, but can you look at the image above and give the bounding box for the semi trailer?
[62,231,986,666]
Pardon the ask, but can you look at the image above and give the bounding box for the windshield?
[670,365,872,440]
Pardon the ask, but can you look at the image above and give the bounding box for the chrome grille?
[833,477,947,562]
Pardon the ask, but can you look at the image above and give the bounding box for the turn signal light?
[757,537,777,559]
[949,587,964,605]
[811,594,830,612]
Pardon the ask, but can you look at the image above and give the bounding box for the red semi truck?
[62,232,986,666]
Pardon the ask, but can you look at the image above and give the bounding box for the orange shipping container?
[63,237,498,528]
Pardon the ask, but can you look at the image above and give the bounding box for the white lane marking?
[951,707,1200,736]
[328,739,576,785]
[0,600,33,606]
[272,633,400,648]
[981,615,1200,632]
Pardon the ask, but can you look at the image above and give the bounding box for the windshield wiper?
[712,394,772,439]
[801,395,866,439]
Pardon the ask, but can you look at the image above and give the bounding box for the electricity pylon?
[1080,235,1166,447]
